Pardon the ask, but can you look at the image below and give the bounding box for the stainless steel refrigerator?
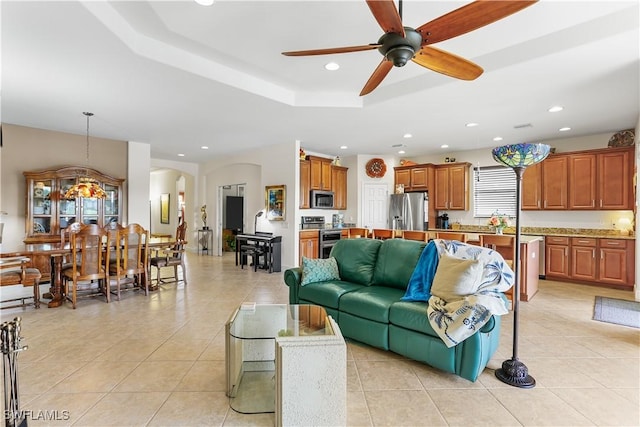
[388,192,428,231]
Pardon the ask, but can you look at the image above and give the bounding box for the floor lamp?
[492,142,550,388]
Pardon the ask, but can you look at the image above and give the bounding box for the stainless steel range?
[301,216,343,259]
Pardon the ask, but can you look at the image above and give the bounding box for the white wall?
[127,141,151,229]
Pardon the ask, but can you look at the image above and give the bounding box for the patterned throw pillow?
[301,256,340,286]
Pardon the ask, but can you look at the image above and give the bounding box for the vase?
[495,228,503,235]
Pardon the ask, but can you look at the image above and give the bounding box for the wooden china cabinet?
[23,166,124,243]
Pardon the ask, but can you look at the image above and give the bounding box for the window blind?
[473,166,517,217]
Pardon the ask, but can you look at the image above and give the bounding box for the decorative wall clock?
[365,158,387,178]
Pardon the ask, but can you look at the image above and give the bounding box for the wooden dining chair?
[0,257,42,309]
[62,224,110,309]
[480,234,516,304]
[402,230,428,242]
[436,231,468,243]
[150,222,187,286]
[347,228,369,238]
[372,228,395,240]
[108,223,150,300]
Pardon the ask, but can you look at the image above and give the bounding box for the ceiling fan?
[282,0,537,96]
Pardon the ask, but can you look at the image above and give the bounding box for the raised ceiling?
[2,1,638,162]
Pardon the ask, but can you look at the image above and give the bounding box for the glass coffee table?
[225,304,346,425]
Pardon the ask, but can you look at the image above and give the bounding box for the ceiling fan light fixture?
[385,45,415,67]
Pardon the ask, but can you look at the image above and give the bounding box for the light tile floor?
[1,252,638,426]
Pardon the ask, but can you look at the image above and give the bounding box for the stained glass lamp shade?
[491,142,550,389]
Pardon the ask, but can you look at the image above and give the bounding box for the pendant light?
[64,112,107,200]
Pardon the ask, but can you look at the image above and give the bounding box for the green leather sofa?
[284,238,501,382]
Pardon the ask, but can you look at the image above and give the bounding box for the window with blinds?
[473,166,517,217]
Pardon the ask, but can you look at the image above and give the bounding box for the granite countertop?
[429,226,635,240]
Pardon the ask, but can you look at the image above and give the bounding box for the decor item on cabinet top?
[299,148,306,160]
[488,211,509,234]
[64,112,107,200]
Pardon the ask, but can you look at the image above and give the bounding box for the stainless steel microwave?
[310,190,334,209]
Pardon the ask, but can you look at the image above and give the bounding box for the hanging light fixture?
[64,112,107,200]
[491,142,551,388]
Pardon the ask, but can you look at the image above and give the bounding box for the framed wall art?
[160,193,170,224]
[265,185,285,221]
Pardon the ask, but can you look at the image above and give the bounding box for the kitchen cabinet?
[545,236,570,279]
[308,156,332,191]
[299,230,319,264]
[541,156,568,209]
[331,166,348,210]
[23,166,124,243]
[570,238,597,282]
[393,164,432,192]
[523,146,633,211]
[546,236,634,289]
[300,160,310,209]
[434,163,470,210]
[521,162,542,210]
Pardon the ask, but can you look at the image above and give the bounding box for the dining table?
[0,237,180,307]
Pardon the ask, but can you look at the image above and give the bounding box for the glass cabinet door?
[103,184,120,224]
[81,198,99,225]
[32,180,53,235]
[59,178,78,230]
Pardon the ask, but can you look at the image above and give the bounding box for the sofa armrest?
[479,315,496,333]
[284,267,302,304]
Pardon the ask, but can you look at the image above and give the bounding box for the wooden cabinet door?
[522,162,542,210]
[448,164,469,210]
[299,160,310,209]
[320,161,332,191]
[395,169,411,189]
[571,239,597,282]
[568,154,597,209]
[299,231,319,264]
[331,166,348,210]
[599,150,631,209]
[542,156,568,209]
[433,167,450,210]
[410,167,428,189]
[545,237,570,278]
[309,157,323,190]
[598,239,630,286]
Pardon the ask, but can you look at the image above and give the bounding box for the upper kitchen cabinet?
[434,163,470,210]
[24,166,124,243]
[331,166,348,210]
[393,164,433,192]
[308,155,333,191]
[541,155,569,209]
[300,159,311,209]
[522,162,543,210]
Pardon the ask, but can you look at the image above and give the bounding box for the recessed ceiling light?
[194,0,214,5]
[465,122,479,127]
[441,144,449,149]
[178,153,185,157]
[201,146,209,150]
[493,136,503,141]
[340,145,348,150]
[559,127,571,132]
[548,106,564,113]
[403,133,412,138]
[325,62,340,71]
[398,150,405,154]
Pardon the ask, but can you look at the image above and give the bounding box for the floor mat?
[593,296,640,328]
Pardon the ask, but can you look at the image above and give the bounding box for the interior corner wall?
[128,141,150,229]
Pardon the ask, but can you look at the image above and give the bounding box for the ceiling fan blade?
[282,44,381,56]
[412,46,483,80]
[416,0,538,46]
[360,59,393,96]
[366,0,405,37]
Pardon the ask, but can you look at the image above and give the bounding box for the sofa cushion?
[389,300,439,337]
[301,256,340,286]
[330,239,382,286]
[373,239,426,289]
[339,286,406,323]
[430,253,483,301]
[298,280,363,309]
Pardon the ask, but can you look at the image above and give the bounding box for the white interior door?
[361,183,389,230]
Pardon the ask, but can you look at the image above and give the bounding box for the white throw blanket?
[427,239,514,348]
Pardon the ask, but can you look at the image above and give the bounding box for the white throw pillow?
[431,253,483,302]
